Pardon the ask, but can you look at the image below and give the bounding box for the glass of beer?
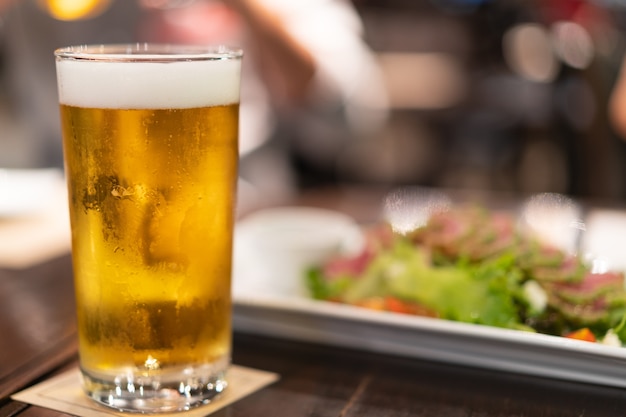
[54,44,242,413]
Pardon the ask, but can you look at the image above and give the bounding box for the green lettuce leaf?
[343,239,523,329]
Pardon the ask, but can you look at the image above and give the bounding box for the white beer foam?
[56,58,241,109]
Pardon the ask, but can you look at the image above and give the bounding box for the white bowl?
[233,206,363,298]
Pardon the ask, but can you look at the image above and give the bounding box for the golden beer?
[55,45,242,413]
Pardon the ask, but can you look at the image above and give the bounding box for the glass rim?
[54,43,243,62]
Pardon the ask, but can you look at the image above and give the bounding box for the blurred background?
[3,0,626,204]
[351,0,626,202]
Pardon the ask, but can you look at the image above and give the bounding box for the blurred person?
[0,0,388,204]
[137,0,389,203]
[609,55,626,141]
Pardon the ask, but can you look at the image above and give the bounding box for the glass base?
[81,361,228,413]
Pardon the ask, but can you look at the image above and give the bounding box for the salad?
[307,205,626,346]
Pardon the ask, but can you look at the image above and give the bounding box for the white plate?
[232,203,626,388]
[0,169,65,218]
[232,294,626,387]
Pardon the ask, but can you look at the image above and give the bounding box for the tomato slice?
[355,297,386,311]
[564,328,596,343]
[384,296,439,317]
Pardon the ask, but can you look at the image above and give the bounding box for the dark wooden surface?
[4,188,626,416]
[0,254,77,400]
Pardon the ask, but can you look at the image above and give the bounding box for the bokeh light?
[38,0,111,20]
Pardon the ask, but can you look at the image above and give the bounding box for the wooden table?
[3,187,626,416]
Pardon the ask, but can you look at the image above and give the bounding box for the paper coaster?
[12,365,279,416]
